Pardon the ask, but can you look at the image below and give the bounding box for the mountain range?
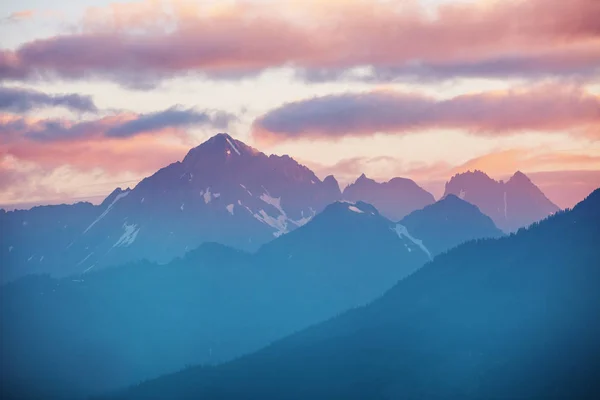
[0,133,595,400]
[1,201,429,399]
[110,188,600,400]
[0,134,341,283]
[0,134,560,284]
[1,194,517,399]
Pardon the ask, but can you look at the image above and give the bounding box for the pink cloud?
[252,85,600,144]
[0,106,234,143]
[0,104,235,177]
[1,0,598,85]
[1,137,187,174]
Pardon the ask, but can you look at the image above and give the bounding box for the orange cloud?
[527,170,600,209]
[4,10,35,23]
[0,132,190,206]
[1,136,188,174]
[454,149,600,177]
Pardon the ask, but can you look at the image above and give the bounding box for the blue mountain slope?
[0,201,426,399]
[113,188,600,400]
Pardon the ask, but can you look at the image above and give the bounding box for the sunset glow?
[1,0,599,209]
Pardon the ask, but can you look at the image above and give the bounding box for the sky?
[0,0,599,210]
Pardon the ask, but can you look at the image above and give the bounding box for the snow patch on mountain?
[257,189,315,232]
[260,192,286,216]
[226,204,234,215]
[113,223,140,248]
[226,137,241,155]
[76,252,94,267]
[253,210,288,237]
[83,264,96,274]
[240,184,252,196]
[202,188,212,204]
[289,208,315,227]
[85,191,130,233]
[348,205,364,214]
[393,224,432,260]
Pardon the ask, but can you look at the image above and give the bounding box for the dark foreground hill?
[112,189,600,400]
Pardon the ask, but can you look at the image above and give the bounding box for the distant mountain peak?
[182,133,259,166]
[440,193,462,203]
[323,175,338,185]
[399,194,503,256]
[355,173,373,184]
[444,170,559,232]
[323,175,341,194]
[508,170,531,184]
[447,170,494,184]
[343,175,435,221]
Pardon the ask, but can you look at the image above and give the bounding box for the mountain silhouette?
[112,189,600,400]
[0,133,341,283]
[399,194,504,257]
[343,174,435,221]
[0,201,427,399]
[444,170,559,232]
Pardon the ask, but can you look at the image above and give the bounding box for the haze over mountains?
[1,200,430,398]
[1,133,589,400]
[110,188,600,400]
[0,192,521,399]
[1,134,560,284]
[2,0,598,397]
